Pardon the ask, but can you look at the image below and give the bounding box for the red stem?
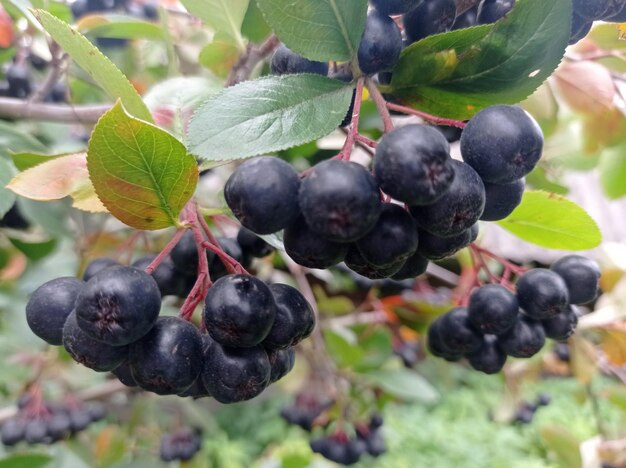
[335,78,366,161]
[144,228,186,274]
[366,78,394,133]
[355,134,377,148]
[386,102,466,129]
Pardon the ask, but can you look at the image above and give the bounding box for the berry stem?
[355,134,377,148]
[366,78,394,133]
[471,244,527,276]
[144,228,186,274]
[386,102,467,129]
[335,77,366,161]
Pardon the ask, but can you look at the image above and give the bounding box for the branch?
[455,0,481,15]
[0,98,110,123]
[226,34,279,87]
[30,42,67,103]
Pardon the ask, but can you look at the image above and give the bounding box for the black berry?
[370,0,422,15]
[517,269,569,320]
[480,179,525,221]
[237,227,274,258]
[550,255,601,304]
[467,335,507,374]
[284,217,349,269]
[357,10,402,75]
[438,307,482,354]
[271,44,329,76]
[572,0,610,20]
[477,0,515,24]
[264,283,315,349]
[268,347,296,382]
[497,317,545,358]
[468,284,519,335]
[542,305,578,341]
[82,257,119,281]
[345,246,405,279]
[391,251,429,280]
[404,0,457,43]
[417,226,474,260]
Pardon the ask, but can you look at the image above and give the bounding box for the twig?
[0,97,110,123]
[366,78,394,133]
[145,228,186,274]
[226,34,279,87]
[340,127,374,156]
[30,42,67,103]
[335,78,365,160]
[456,0,482,15]
[386,102,467,128]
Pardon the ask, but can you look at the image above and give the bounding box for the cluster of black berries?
[159,427,202,462]
[428,255,601,373]
[513,393,551,424]
[310,415,386,465]
[280,394,333,431]
[570,0,626,45]
[1,396,105,446]
[225,104,540,280]
[25,240,313,403]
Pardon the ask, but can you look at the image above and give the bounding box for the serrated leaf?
[11,151,64,171]
[76,13,165,40]
[360,368,439,403]
[187,74,353,161]
[180,0,248,49]
[87,101,198,230]
[256,0,368,62]
[35,9,153,123]
[497,191,601,251]
[599,145,626,199]
[6,153,107,213]
[390,0,571,120]
[0,158,16,217]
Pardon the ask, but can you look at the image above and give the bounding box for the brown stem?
[226,34,279,87]
[0,97,110,123]
[145,228,186,274]
[30,42,67,103]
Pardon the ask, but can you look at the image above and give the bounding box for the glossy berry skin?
[26,277,84,345]
[428,316,461,360]
[345,246,405,279]
[83,257,119,281]
[391,251,429,280]
[438,307,482,354]
[550,255,601,304]
[451,5,478,29]
[357,10,403,75]
[542,306,579,341]
[468,284,519,335]
[271,44,329,76]
[517,269,569,320]
[284,217,348,269]
[417,226,474,260]
[204,275,276,347]
[225,156,301,235]
[201,343,271,403]
[299,160,382,242]
[129,317,203,395]
[63,311,128,372]
[497,317,545,358]
[132,255,188,297]
[477,0,515,24]
[237,227,274,258]
[460,105,544,184]
[370,0,422,15]
[605,3,626,21]
[410,160,485,238]
[467,335,507,374]
[480,179,525,221]
[268,347,296,382]
[112,362,137,387]
[404,0,457,43]
[264,284,315,349]
[572,0,610,20]
[569,14,593,45]
[356,204,418,267]
[75,266,161,346]
[374,125,455,206]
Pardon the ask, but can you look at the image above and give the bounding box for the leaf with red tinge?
[0,6,14,48]
[87,101,198,230]
[6,153,107,213]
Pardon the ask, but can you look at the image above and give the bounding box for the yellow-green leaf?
[87,101,198,230]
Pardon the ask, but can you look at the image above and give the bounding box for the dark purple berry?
[477,0,515,24]
[417,227,474,260]
[403,0,457,43]
[268,347,296,382]
[83,257,119,281]
[468,284,519,335]
[517,269,569,320]
[550,255,601,304]
[467,335,507,374]
[284,217,349,269]
[264,283,315,349]
[237,227,274,258]
[480,179,525,221]
[497,317,545,358]
[370,0,422,15]
[271,44,329,76]
[391,251,429,280]
[357,10,403,75]
[542,306,578,341]
[438,307,482,354]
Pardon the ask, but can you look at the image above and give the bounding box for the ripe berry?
[417,226,474,260]
[132,255,187,297]
[237,227,274,258]
[516,269,569,320]
[178,334,214,398]
[357,10,403,75]
[550,255,601,304]
[26,277,84,345]
[47,413,71,441]
[82,257,119,281]
[170,231,202,271]
[370,0,422,15]
[224,156,301,235]
[497,317,545,358]
[24,420,48,444]
[271,44,329,76]
[477,0,515,24]
[129,316,203,395]
[451,5,478,29]
[481,179,525,221]
[356,204,418,267]
[63,311,128,372]
[467,335,507,374]
[468,284,519,335]
[460,105,544,184]
[69,408,91,432]
[572,0,611,20]
[438,307,482,354]
[264,283,315,349]
[604,3,626,21]
[374,125,455,206]
[403,0,457,43]
[284,217,348,269]
[410,160,485,238]
[1,418,25,446]
[75,266,161,346]
[201,343,271,403]
[112,362,137,387]
[569,13,593,45]
[542,306,579,341]
[299,160,382,242]
[268,347,296,382]
[6,64,32,98]
[204,274,276,347]
[345,246,405,279]
[391,251,429,280]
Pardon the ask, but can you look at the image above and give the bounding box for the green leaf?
[87,101,198,230]
[0,453,52,468]
[179,0,248,50]
[390,0,571,120]
[599,145,626,200]
[187,74,353,161]
[10,236,57,260]
[497,191,602,251]
[0,158,16,217]
[11,151,64,171]
[77,14,165,40]
[324,329,364,368]
[35,9,153,123]
[199,37,240,78]
[255,0,368,62]
[0,121,46,158]
[1,0,43,31]
[360,368,439,403]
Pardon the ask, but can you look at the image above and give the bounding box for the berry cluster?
[280,394,333,431]
[225,104,541,280]
[428,255,600,373]
[513,393,551,424]
[25,249,313,403]
[1,395,105,446]
[159,427,202,462]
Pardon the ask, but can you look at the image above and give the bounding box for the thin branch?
[226,34,279,87]
[30,42,67,103]
[386,102,467,128]
[366,78,394,133]
[0,97,110,123]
